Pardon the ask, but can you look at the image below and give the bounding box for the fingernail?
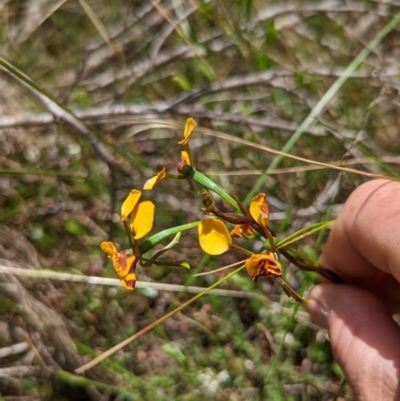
[306,298,329,329]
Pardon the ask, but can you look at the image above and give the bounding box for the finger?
[308,283,400,401]
[320,179,400,296]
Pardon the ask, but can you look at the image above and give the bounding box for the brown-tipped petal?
[230,224,255,239]
[245,252,282,280]
[121,272,137,290]
[249,193,270,228]
[113,252,137,280]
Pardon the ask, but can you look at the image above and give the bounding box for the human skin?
[306,179,400,401]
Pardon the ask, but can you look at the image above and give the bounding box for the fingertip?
[306,283,400,400]
[305,286,329,329]
[320,179,400,283]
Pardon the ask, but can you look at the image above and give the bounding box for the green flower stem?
[180,165,240,211]
[165,172,183,179]
[139,221,201,254]
[122,220,135,252]
[230,243,254,257]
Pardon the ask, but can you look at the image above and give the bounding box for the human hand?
[307,179,400,401]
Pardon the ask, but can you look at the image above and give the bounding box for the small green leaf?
[179,261,190,269]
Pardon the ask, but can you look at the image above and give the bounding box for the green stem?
[122,220,135,253]
[230,243,254,257]
[139,221,201,254]
[166,172,183,179]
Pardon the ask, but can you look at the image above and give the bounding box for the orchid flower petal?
[249,193,270,228]
[120,271,137,290]
[178,117,197,145]
[230,224,255,239]
[100,241,118,257]
[100,242,137,290]
[245,252,281,281]
[144,168,167,190]
[198,218,232,255]
[180,150,192,167]
[121,189,142,222]
[131,200,155,239]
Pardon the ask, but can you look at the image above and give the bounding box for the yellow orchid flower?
[105,189,156,289]
[249,193,269,228]
[120,189,155,240]
[198,218,232,255]
[178,118,197,145]
[230,224,255,239]
[245,252,282,282]
[100,241,137,290]
[143,167,166,190]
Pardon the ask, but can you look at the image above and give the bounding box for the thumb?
[307,283,400,401]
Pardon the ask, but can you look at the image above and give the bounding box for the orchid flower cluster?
[101,118,339,304]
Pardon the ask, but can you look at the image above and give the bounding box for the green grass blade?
[276,220,335,249]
